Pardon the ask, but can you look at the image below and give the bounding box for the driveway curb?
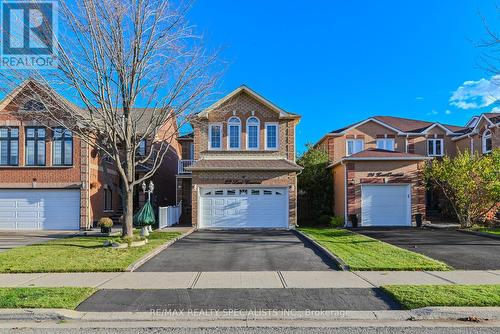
[1,307,500,322]
[293,229,349,271]
[126,228,195,272]
[458,229,500,241]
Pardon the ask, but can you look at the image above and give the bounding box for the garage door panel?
[0,189,80,230]
[200,188,288,229]
[361,185,411,227]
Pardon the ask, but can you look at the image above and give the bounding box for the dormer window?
[246,117,260,149]
[376,138,395,151]
[227,117,241,150]
[346,139,363,156]
[482,130,492,154]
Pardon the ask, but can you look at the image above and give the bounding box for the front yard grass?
[0,231,181,273]
[382,285,500,309]
[300,228,450,271]
[0,287,96,309]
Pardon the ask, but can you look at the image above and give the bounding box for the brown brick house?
[176,85,302,229]
[0,80,179,230]
[315,114,499,227]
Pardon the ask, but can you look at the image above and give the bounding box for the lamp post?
[141,181,155,232]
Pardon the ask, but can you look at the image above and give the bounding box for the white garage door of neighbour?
[361,185,411,227]
[199,188,288,229]
[0,189,81,230]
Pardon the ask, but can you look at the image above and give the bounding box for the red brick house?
[176,85,302,228]
[315,114,499,227]
[0,80,179,230]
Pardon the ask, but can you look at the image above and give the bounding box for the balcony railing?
[178,159,195,174]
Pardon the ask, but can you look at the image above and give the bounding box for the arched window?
[246,117,260,149]
[483,129,492,154]
[227,117,241,149]
[23,100,45,111]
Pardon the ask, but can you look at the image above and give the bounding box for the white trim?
[421,123,455,135]
[427,138,444,157]
[208,122,223,150]
[345,138,364,156]
[265,122,279,150]
[246,116,260,150]
[482,129,492,154]
[452,114,496,141]
[376,137,395,150]
[227,117,241,150]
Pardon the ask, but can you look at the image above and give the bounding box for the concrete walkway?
[1,270,500,289]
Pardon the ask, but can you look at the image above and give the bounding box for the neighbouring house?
[176,85,302,229]
[0,79,180,230]
[314,114,499,227]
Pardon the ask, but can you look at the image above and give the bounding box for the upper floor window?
[246,117,260,149]
[189,142,194,160]
[376,138,395,151]
[53,128,73,166]
[265,123,278,150]
[138,139,147,156]
[427,138,443,157]
[0,127,19,166]
[209,123,222,149]
[25,127,46,166]
[227,117,241,149]
[482,130,492,154]
[346,139,364,156]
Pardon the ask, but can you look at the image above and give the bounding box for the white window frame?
[427,138,444,157]
[376,138,395,151]
[265,122,279,150]
[208,123,222,150]
[346,139,364,156]
[482,130,492,154]
[246,117,260,150]
[227,117,241,150]
[189,142,195,160]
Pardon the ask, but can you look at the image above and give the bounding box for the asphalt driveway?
[356,228,500,270]
[137,230,339,272]
[0,231,76,253]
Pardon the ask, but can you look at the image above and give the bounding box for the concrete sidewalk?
[1,270,500,289]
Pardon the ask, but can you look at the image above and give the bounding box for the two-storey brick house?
[0,80,179,230]
[315,114,499,227]
[176,85,302,229]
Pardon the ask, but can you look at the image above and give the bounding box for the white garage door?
[199,187,288,229]
[361,185,411,227]
[0,189,81,230]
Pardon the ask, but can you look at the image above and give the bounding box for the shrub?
[97,217,113,228]
[329,216,344,228]
[318,215,332,226]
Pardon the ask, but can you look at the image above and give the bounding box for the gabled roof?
[452,113,500,141]
[196,85,300,120]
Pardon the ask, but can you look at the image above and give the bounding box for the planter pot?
[100,226,112,234]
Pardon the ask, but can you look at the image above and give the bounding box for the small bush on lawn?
[318,215,344,228]
[329,216,344,228]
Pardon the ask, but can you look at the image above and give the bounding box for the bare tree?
[478,6,500,76]
[0,0,218,237]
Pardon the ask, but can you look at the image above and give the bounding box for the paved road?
[0,231,76,253]
[77,288,398,312]
[356,228,500,270]
[137,230,339,272]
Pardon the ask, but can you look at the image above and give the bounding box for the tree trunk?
[122,187,134,237]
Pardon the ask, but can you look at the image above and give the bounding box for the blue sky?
[188,0,499,152]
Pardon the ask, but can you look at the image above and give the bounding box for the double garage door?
[0,189,80,230]
[361,184,411,227]
[199,187,288,229]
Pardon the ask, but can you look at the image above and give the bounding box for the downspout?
[343,162,348,228]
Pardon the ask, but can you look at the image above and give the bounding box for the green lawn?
[0,231,181,273]
[474,227,500,236]
[382,285,500,309]
[299,228,450,271]
[0,287,96,309]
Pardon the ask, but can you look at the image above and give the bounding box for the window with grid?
[265,124,278,150]
[0,127,19,166]
[53,128,73,166]
[25,127,46,166]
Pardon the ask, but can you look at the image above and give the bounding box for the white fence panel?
[159,201,182,228]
